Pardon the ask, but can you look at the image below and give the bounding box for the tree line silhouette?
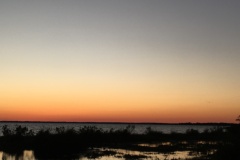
[0,115,239,159]
[0,123,239,159]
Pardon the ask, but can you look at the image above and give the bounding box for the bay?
[0,122,225,136]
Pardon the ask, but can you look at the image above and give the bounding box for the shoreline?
[0,124,239,159]
[0,121,234,126]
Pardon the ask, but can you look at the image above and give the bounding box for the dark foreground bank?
[0,124,239,159]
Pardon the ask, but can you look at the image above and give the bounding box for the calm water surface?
[0,123,221,160]
[0,148,209,160]
[0,122,222,135]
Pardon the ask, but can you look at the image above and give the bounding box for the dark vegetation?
[0,124,239,159]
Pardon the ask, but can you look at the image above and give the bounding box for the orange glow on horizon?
[1,80,239,123]
[1,1,240,123]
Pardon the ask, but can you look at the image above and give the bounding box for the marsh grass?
[0,124,239,159]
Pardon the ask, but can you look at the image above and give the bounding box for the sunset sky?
[1,0,240,123]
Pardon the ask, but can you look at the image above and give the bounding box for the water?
[0,123,222,159]
[0,148,212,160]
[0,148,215,160]
[0,122,223,136]
[0,150,35,160]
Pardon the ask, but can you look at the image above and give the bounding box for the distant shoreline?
[0,121,234,126]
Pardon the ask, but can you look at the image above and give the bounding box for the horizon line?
[0,120,236,125]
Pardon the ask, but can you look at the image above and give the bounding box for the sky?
[1,0,240,123]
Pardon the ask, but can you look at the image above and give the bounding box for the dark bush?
[2,125,13,136]
[15,125,28,136]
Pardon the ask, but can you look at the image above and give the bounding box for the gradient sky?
[1,0,240,123]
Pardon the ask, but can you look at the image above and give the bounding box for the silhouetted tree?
[125,125,135,134]
[2,125,13,136]
[56,127,65,134]
[236,115,240,124]
[15,125,28,136]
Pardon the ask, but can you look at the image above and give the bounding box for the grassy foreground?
[0,124,239,159]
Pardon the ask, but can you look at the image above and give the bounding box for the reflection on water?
[79,148,196,160]
[23,150,35,160]
[138,142,172,147]
[197,141,218,145]
[0,142,216,160]
[138,143,160,147]
[0,148,203,160]
[0,150,35,160]
[0,151,16,160]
